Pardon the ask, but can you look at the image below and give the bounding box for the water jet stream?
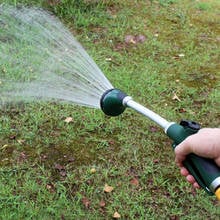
[0,5,113,108]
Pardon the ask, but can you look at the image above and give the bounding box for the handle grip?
[166,121,220,196]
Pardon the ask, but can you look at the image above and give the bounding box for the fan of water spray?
[0,4,113,108]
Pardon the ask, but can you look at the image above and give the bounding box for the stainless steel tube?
[123,96,171,130]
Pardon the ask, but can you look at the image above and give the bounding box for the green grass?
[0,0,220,219]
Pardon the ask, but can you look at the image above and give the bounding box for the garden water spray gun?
[100,88,220,200]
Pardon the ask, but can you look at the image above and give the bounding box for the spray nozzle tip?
[100,88,128,116]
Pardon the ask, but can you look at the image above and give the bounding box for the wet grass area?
[0,0,220,219]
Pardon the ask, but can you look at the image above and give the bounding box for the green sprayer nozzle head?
[100,88,127,116]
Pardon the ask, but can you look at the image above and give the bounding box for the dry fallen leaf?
[48,0,61,6]
[173,54,185,60]
[178,108,187,113]
[135,34,146,43]
[104,184,114,193]
[130,177,139,186]
[17,139,25,144]
[125,34,146,44]
[113,211,121,219]
[17,152,27,164]
[99,199,106,207]
[54,163,65,171]
[46,183,56,193]
[90,168,96,174]
[124,35,136,44]
[149,126,158,133]
[153,159,159,164]
[64,117,73,123]
[20,152,27,159]
[59,170,67,177]
[82,197,90,208]
[178,53,185,57]
[0,144,8,150]
[172,93,181,102]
